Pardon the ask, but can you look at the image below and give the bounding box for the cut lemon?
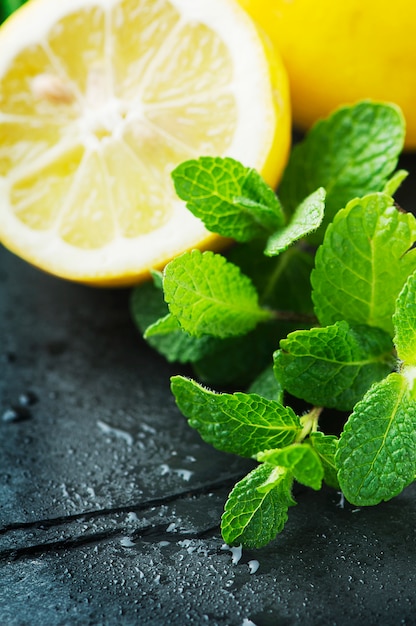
[0,0,291,286]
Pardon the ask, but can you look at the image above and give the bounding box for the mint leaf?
[274,321,395,411]
[163,250,273,338]
[131,281,217,363]
[0,0,27,22]
[149,269,164,290]
[311,193,416,335]
[144,313,181,337]
[258,443,324,490]
[278,101,405,240]
[130,281,166,333]
[393,271,416,365]
[221,463,295,548]
[170,376,301,457]
[172,156,285,242]
[248,365,284,402]
[309,432,339,490]
[265,187,325,256]
[336,373,416,506]
[383,169,408,196]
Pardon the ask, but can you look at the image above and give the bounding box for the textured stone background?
[1,149,416,625]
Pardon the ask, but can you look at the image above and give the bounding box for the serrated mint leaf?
[278,101,405,240]
[311,193,416,335]
[170,376,301,458]
[172,156,285,242]
[265,187,326,256]
[336,373,416,506]
[310,432,339,489]
[274,321,394,411]
[248,365,284,402]
[383,169,408,196]
[393,271,416,364]
[221,463,295,548]
[131,281,217,364]
[163,250,273,338]
[258,443,324,490]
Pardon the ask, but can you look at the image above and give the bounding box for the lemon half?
[0,0,290,285]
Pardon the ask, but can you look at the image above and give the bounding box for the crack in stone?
[0,473,245,561]
[0,473,244,536]
[0,523,220,562]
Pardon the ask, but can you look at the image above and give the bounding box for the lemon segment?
[0,0,291,285]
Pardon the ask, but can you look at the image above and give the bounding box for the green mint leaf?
[221,463,295,548]
[247,365,284,402]
[131,281,217,364]
[309,432,340,490]
[311,193,416,335]
[1,0,27,22]
[278,101,405,240]
[393,271,416,365]
[163,250,273,338]
[144,313,181,337]
[130,281,166,333]
[274,321,395,411]
[383,169,409,196]
[170,376,301,458]
[172,156,285,242]
[228,243,315,314]
[336,373,416,506]
[258,443,324,490]
[265,187,326,256]
[151,330,216,364]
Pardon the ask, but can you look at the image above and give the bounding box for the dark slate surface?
[1,152,416,625]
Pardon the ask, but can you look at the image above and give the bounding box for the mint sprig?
[131,101,416,549]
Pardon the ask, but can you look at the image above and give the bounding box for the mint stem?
[296,407,323,442]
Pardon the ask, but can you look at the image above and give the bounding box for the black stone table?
[1,151,416,625]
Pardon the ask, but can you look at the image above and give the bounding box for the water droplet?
[2,405,32,423]
[120,537,136,548]
[248,560,260,574]
[18,390,38,407]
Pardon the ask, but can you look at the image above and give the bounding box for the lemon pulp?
[0,0,291,284]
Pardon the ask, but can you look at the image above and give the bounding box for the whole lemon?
[238,0,416,149]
